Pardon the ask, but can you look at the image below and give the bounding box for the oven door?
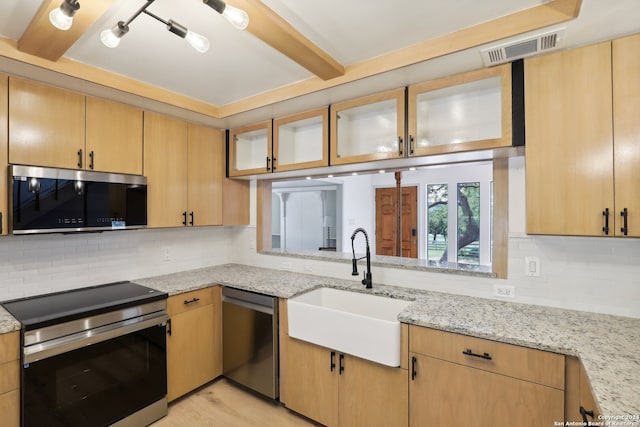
[22,317,168,427]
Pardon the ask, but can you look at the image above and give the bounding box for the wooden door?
[578,364,601,422]
[376,187,397,256]
[85,96,143,175]
[0,74,7,235]
[187,123,223,226]
[9,77,84,169]
[409,354,563,427]
[339,355,408,427]
[228,121,272,177]
[167,305,217,401]
[376,186,418,258]
[525,42,614,236]
[282,338,338,427]
[612,34,640,237]
[143,111,188,228]
[401,187,418,258]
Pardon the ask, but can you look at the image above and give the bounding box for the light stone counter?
[1,263,637,417]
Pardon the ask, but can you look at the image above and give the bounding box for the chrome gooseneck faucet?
[351,227,372,289]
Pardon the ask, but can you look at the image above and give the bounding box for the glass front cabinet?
[408,63,513,157]
[228,121,273,177]
[273,108,329,172]
[330,88,406,165]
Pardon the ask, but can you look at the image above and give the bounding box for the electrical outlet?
[493,284,515,298]
[282,261,292,270]
[163,247,170,262]
[524,256,541,277]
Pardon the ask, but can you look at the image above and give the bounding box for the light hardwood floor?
[151,379,316,427]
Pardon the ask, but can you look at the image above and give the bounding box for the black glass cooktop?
[1,281,167,331]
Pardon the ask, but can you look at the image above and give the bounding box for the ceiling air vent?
[481,28,565,67]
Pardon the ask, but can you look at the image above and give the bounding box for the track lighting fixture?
[203,0,250,30]
[48,0,80,31]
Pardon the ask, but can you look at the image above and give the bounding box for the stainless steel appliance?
[10,164,147,234]
[1,281,168,427]
[222,287,279,399]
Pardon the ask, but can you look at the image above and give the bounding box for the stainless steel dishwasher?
[222,287,279,399]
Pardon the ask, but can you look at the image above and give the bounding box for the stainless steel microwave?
[10,165,147,234]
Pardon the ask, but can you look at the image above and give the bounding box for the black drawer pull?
[398,136,404,156]
[339,354,344,374]
[166,318,172,336]
[411,356,417,380]
[462,349,492,360]
[189,211,194,226]
[77,149,83,168]
[330,351,336,372]
[89,150,94,170]
[580,406,594,422]
[184,297,200,305]
[602,208,610,235]
[621,208,628,235]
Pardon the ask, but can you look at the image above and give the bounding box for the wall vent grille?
[481,28,565,66]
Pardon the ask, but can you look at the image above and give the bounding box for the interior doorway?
[375,181,418,258]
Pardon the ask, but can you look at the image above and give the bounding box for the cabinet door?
[282,337,338,427]
[408,64,511,157]
[187,123,223,226]
[167,290,220,402]
[578,364,600,423]
[0,73,7,235]
[613,34,640,237]
[86,97,143,175]
[409,353,563,427]
[339,354,407,427]
[273,108,329,172]
[9,77,85,169]
[229,121,273,177]
[525,42,614,236]
[330,88,405,165]
[0,332,19,427]
[143,111,188,227]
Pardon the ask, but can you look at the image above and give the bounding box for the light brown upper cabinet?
[408,63,513,157]
[0,73,7,236]
[330,88,405,165]
[228,121,273,177]
[526,35,640,237]
[273,108,329,172]
[9,77,85,170]
[144,112,225,228]
[9,77,144,175]
[85,96,143,175]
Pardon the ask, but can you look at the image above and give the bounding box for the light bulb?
[49,7,73,30]
[100,22,128,48]
[185,30,210,53]
[222,4,249,30]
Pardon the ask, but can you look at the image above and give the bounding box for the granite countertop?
[1,263,638,417]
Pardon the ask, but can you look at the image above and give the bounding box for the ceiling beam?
[227,0,345,80]
[18,0,116,62]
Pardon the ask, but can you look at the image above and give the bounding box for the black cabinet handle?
[398,136,404,156]
[182,211,187,226]
[266,156,271,172]
[330,351,336,372]
[89,150,94,170]
[580,406,594,422]
[272,157,277,171]
[189,211,194,226]
[411,356,417,380]
[621,208,628,236]
[602,208,610,235]
[462,348,492,360]
[166,318,172,336]
[183,297,200,305]
[77,149,83,168]
[409,135,415,155]
[339,354,344,375]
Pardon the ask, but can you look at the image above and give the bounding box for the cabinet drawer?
[409,326,564,389]
[0,332,19,364]
[167,287,215,315]
[0,361,19,395]
[0,389,20,427]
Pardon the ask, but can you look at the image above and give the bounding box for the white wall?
[0,226,238,301]
[237,156,640,319]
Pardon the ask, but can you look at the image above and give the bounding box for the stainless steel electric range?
[1,281,169,427]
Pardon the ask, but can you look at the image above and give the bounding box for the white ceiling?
[0,0,639,128]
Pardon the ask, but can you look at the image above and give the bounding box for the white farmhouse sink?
[287,287,412,367]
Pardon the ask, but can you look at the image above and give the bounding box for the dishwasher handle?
[222,294,274,315]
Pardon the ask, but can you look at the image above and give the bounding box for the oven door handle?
[23,312,169,364]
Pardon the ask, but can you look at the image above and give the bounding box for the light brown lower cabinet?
[166,287,222,402]
[565,356,601,423]
[409,326,564,427]
[282,336,408,427]
[0,331,20,427]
